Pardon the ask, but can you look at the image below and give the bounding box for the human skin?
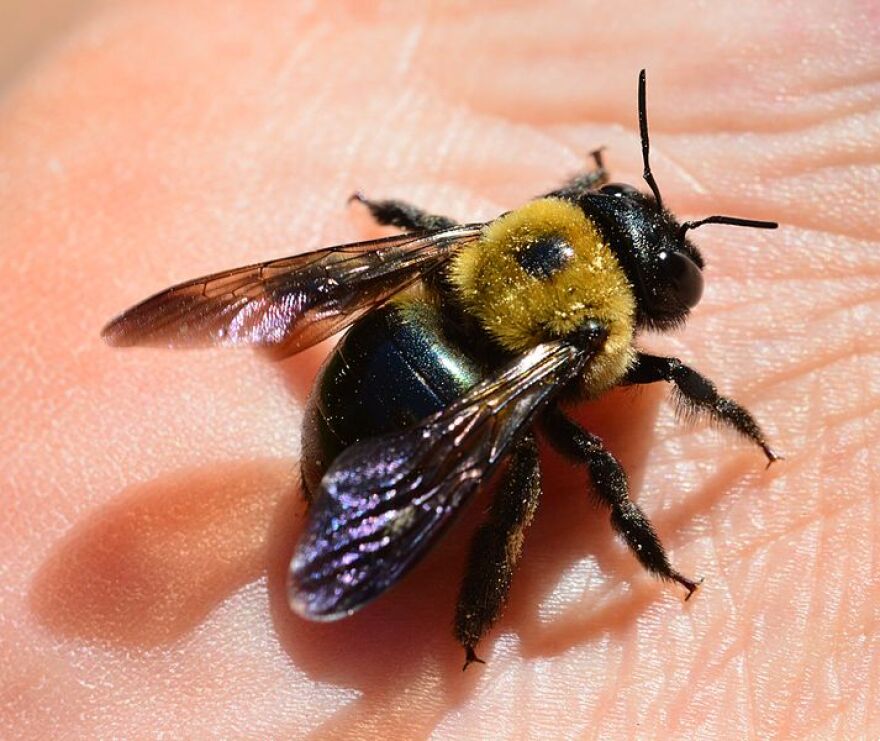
[1,1,879,738]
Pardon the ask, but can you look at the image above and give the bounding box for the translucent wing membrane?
[289,339,595,620]
[101,224,484,357]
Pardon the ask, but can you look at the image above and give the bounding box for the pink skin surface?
[2,1,879,737]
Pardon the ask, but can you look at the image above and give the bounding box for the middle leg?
[541,404,700,597]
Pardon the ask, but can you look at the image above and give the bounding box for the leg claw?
[673,572,704,601]
[462,647,486,672]
[763,445,784,469]
[589,146,606,170]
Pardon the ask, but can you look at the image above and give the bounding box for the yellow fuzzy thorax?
[450,197,636,397]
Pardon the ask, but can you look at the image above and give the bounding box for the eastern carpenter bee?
[102,70,779,669]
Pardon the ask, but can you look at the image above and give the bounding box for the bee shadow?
[29,459,299,648]
[273,339,335,405]
[28,382,697,736]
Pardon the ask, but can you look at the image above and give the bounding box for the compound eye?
[600,182,641,198]
[662,251,704,308]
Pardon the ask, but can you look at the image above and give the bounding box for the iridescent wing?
[101,224,484,358]
[288,333,604,620]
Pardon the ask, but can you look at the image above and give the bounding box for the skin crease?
[1,0,879,737]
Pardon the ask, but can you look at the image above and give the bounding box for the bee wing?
[288,335,602,620]
[101,224,484,358]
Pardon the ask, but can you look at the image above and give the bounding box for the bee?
[102,70,779,669]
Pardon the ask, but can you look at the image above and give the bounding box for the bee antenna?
[678,215,779,240]
[638,69,664,209]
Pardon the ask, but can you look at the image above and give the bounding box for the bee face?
[582,187,705,331]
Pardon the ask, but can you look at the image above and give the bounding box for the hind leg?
[454,433,541,670]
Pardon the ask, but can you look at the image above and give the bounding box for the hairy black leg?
[541,405,700,598]
[544,148,610,200]
[348,192,458,231]
[625,353,780,466]
[298,468,313,506]
[454,433,542,670]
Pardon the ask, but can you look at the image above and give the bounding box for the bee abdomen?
[300,299,484,496]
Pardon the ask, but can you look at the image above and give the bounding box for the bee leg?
[347,192,458,231]
[625,353,781,466]
[542,405,701,598]
[454,433,542,670]
[298,467,313,506]
[543,148,610,200]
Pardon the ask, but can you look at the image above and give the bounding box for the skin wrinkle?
[694,573,752,724]
[827,535,858,728]
[1,0,879,738]
[665,108,880,171]
[729,503,858,568]
[669,609,726,734]
[791,471,829,735]
[699,286,880,329]
[871,494,880,734]
[813,291,880,327]
[730,342,879,399]
[659,93,880,137]
[420,33,880,134]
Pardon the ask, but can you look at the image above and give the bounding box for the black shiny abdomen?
[300,299,484,496]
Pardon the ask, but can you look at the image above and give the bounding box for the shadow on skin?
[275,339,336,405]
[29,374,708,736]
[30,459,299,647]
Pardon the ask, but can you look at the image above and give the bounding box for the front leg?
[348,192,458,231]
[625,353,780,465]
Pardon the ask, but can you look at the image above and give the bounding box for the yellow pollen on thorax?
[450,197,636,396]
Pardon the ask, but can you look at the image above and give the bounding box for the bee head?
[581,70,777,332]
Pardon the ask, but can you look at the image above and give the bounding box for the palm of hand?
[2,2,877,738]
